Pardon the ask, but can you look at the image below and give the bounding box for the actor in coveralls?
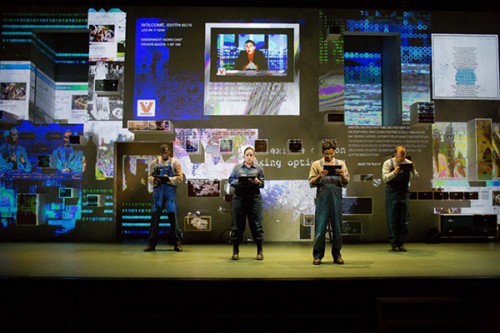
[382,145,419,252]
[144,143,184,252]
[308,140,350,265]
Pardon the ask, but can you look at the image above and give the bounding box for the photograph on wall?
[87,95,123,121]
[184,215,211,231]
[1,82,27,101]
[254,139,268,153]
[55,83,88,123]
[87,61,124,121]
[0,61,31,119]
[219,139,233,154]
[187,179,221,197]
[432,122,468,179]
[175,128,200,155]
[89,24,116,43]
[88,9,127,62]
[493,191,500,206]
[148,120,171,131]
[492,123,500,179]
[127,120,149,131]
[184,138,199,153]
[474,118,493,181]
[287,139,303,153]
[72,95,89,111]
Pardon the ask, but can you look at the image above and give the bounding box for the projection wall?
[0,5,499,242]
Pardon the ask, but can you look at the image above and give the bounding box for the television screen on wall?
[209,27,294,83]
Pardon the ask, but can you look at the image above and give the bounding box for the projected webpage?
[432,34,500,100]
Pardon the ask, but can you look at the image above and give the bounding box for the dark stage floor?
[1,241,499,332]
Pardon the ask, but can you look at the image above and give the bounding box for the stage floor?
[2,241,500,333]
[1,241,499,279]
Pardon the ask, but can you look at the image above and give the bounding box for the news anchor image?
[234,39,268,71]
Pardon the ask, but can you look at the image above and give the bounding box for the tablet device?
[399,163,414,172]
[239,175,256,182]
[154,174,170,183]
[323,165,341,174]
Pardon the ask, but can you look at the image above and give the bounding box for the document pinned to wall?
[432,34,499,100]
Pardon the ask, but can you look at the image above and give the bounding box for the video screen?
[204,22,300,116]
[209,27,294,83]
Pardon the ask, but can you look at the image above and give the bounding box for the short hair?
[9,127,18,136]
[394,145,406,155]
[244,39,255,47]
[322,139,337,152]
[244,146,255,155]
[160,144,170,154]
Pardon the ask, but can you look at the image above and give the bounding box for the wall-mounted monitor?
[209,27,294,83]
[204,22,300,116]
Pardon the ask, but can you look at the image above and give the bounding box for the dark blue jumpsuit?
[385,164,411,248]
[228,163,265,245]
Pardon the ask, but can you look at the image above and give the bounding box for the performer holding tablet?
[228,146,265,260]
[308,140,350,266]
[382,145,419,252]
[144,144,184,252]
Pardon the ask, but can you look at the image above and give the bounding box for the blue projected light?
[320,10,432,124]
[344,52,382,126]
[0,121,84,238]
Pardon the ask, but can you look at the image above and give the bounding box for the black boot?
[256,241,264,260]
[174,240,183,252]
[232,243,239,260]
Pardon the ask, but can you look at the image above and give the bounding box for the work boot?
[143,245,155,252]
[256,241,264,260]
[232,243,239,260]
